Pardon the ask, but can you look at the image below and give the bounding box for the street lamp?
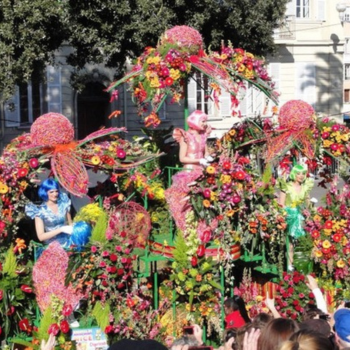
[337,2,348,23]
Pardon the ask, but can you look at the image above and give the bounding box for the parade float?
[0,25,350,349]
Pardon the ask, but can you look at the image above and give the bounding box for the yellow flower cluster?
[170,68,181,80]
[74,203,104,224]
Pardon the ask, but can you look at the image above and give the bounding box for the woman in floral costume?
[26,179,73,247]
[278,164,314,271]
[165,110,212,232]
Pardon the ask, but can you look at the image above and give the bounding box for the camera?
[183,326,194,335]
[225,329,237,342]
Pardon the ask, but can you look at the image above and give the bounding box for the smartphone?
[183,326,194,335]
[189,347,213,350]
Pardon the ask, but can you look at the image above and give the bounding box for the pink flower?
[100,261,106,268]
[102,251,109,257]
[105,325,114,334]
[91,246,97,253]
[48,323,60,335]
[110,253,118,262]
[62,304,73,316]
[60,320,70,334]
[115,246,122,252]
[29,158,39,168]
[116,148,126,159]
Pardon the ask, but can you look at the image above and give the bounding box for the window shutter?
[239,85,248,117]
[316,0,325,20]
[4,87,20,127]
[187,77,197,114]
[219,89,231,118]
[47,65,62,113]
[295,62,316,108]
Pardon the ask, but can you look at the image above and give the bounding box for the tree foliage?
[0,0,289,99]
[0,0,67,100]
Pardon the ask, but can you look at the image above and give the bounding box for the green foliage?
[172,231,189,269]
[37,306,54,341]
[91,210,108,243]
[0,0,67,100]
[3,245,17,277]
[92,301,110,331]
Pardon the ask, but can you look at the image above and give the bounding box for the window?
[344,89,350,103]
[345,64,350,80]
[296,0,309,18]
[4,80,43,127]
[4,65,61,127]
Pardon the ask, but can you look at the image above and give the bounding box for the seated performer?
[25,178,91,257]
[278,163,314,271]
[165,110,212,232]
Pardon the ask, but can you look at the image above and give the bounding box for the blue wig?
[38,179,60,201]
[69,221,92,251]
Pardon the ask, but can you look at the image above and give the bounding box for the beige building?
[0,1,348,152]
[271,0,346,121]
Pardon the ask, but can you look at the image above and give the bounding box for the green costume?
[278,178,314,239]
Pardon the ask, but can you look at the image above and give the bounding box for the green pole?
[184,78,189,130]
[220,265,225,330]
[154,262,159,309]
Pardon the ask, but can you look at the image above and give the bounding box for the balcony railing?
[273,16,296,41]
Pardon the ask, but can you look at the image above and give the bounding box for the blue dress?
[25,193,71,247]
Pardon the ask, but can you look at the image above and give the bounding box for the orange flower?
[0,182,8,194]
[228,129,236,137]
[203,199,211,208]
[206,166,216,174]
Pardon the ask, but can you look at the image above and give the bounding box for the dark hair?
[302,304,325,321]
[258,318,299,350]
[279,329,333,350]
[224,296,251,324]
[38,179,60,202]
[252,312,273,330]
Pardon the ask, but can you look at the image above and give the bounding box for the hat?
[334,308,350,342]
[108,339,168,350]
[299,319,331,336]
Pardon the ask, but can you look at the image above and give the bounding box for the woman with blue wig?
[25,178,91,257]
[278,164,314,271]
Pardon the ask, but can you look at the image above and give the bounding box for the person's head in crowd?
[235,323,253,350]
[224,296,251,324]
[170,335,200,349]
[258,318,299,350]
[279,329,333,350]
[223,328,238,350]
[108,339,167,350]
[334,308,350,349]
[252,312,273,330]
[302,303,326,321]
[299,318,331,337]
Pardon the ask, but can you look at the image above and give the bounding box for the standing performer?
[278,164,314,271]
[165,110,212,233]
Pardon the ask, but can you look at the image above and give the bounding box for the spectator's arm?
[306,275,327,314]
[265,295,281,318]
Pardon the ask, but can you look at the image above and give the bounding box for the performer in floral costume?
[278,164,314,271]
[165,110,212,232]
[25,178,91,257]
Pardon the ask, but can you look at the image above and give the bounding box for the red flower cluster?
[274,271,315,321]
